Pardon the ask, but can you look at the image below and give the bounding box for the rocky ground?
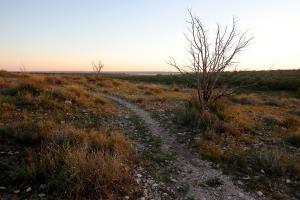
[101,93,266,200]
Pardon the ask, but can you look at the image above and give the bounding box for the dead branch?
[168,10,253,109]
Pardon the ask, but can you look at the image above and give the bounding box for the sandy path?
[101,93,263,200]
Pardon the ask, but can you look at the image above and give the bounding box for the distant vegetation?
[115,69,300,93]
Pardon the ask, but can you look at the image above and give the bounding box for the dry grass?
[26,126,138,199]
[0,72,138,199]
[167,89,300,198]
[93,78,193,111]
[253,147,298,176]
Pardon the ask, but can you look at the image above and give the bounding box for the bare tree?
[168,10,253,110]
[20,64,27,73]
[92,60,104,79]
[19,63,27,76]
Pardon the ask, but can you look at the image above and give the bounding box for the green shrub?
[174,99,201,128]
[174,99,221,132]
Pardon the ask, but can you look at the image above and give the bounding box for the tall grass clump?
[174,98,228,134]
[25,127,139,199]
[253,147,298,177]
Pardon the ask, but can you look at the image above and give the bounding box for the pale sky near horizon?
[0,0,300,72]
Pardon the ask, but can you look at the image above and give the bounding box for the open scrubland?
[1,70,300,199]
[0,71,141,199]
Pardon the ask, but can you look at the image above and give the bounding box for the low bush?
[0,79,11,89]
[45,76,63,85]
[1,81,43,97]
[282,116,299,130]
[195,138,224,162]
[174,99,201,128]
[264,99,284,107]
[285,132,300,148]
[263,115,281,127]
[17,81,43,96]
[253,147,298,176]
[49,88,76,102]
[94,96,107,105]
[231,96,258,105]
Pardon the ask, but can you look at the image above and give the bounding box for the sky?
[0,0,300,72]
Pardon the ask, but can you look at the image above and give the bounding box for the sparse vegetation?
[0,72,140,199]
[1,70,300,199]
[108,72,300,199]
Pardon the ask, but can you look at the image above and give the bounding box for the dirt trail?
[101,93,263,200]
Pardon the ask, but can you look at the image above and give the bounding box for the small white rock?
[14,190,20,194]
[257,191,263,196]
[65,100,72,104]
[170,178,177,183]
[286,179,291,183]
[137,174,142,178]
[0,186,6,190]
[124,196,129,199]
[38,193,46,197]
[238,192,245,198]
[39,184,46,189]
[26,187,32,192]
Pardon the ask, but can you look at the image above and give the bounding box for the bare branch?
[92,59,104,79]
[168,10,253,109]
